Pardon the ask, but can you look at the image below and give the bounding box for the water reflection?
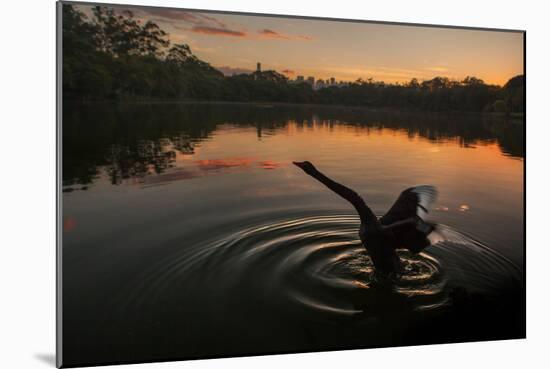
[62,102,524,188]
[61,102,524,366]
[141,158,286,187]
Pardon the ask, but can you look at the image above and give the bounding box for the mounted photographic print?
[57,1,525,367]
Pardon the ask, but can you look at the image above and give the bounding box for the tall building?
[256,62,261,73]
[316,79,326,90]
[330,77,336,85]
[306,76,315,86]
[296,75,305,82]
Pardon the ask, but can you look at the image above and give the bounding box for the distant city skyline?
[226,63,344,88]
[76,4,524,86]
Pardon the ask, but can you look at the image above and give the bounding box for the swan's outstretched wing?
[380,185,438,225]
[427,224,472,248]
[380,186,438,253]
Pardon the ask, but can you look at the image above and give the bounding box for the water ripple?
[119,214,522,322]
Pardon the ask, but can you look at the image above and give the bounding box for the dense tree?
[503,75,525,113]
[62,4,524,113]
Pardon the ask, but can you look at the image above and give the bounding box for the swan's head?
[293,161,317,174]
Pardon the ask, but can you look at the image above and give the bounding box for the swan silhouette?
[293,161,438,275]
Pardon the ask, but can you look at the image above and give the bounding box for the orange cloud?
[191,26,246,37]
[282,69,295,75]
[425,66,450,73]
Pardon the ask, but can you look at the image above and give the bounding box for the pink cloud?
[259,29,312,41]
[141,9,226,28]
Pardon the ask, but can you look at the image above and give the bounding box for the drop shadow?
[34,353,56,367]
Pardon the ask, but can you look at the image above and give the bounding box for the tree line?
[63,5,524,113]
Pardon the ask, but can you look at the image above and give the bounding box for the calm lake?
[62,102,524,366]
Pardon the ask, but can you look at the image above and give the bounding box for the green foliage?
[492,100,507,113]
[503,75,525,113]
[62,4,525,113]
[62,4,223,100]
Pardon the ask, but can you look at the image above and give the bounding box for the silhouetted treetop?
[62,4,525,114]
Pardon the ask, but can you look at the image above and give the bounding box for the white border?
[2,1,549,368]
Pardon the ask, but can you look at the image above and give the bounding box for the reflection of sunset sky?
[134,121,523,200]
[74,4,523,85]
[62,110,524,270]
[197,158,253,170]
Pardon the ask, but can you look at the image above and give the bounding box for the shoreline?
[63,98,524,120]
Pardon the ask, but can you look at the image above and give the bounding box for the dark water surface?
[62,102,524,366]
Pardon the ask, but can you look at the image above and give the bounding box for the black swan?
[293,161,438,275]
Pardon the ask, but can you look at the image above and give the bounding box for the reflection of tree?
[105,140,176,185]
[63,102,524,187]
[62,102,217,186]
[482,116,524,158]
[171,135,196,155]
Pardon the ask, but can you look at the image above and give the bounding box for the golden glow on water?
[170,121,523,193]
[153,119,523,261]
[63,103,523,269]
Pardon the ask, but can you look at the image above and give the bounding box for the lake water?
[62,102,524,366]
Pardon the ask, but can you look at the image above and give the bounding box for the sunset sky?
[76,4,524,86]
